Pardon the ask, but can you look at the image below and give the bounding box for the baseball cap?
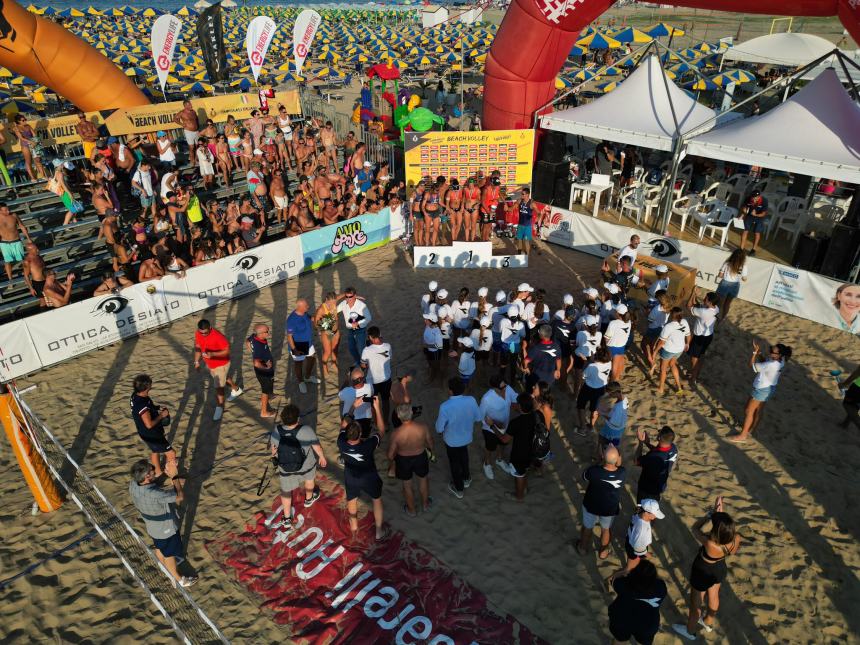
[517,282,534,293]
[253,148,263,155]
[495,290,507,303]
[157,130,166,137]
[615,303,629,315]
[363,161,372,167]
[480,316,492,327]
[436,288,449,299]
[240,216,254,224]
[563,294,574,305]
[604,282,620,295]
[422,313,438,322]
[639,499,665,519]
[458,337,474,348]
[477,287,488,297]
[428,280,438,291]
[585,314,600,327]
[655,264,669,273]
[583,287,599,298]
[507,303,520,317]
[63,161,75,170]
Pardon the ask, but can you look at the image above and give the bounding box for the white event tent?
[539,54,720,152]
[722,32,837,67]
[685,69,860,184]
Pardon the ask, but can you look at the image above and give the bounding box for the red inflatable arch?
[483,0,860,130]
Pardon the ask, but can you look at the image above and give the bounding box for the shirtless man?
[138,253,164,282]
[94,270,133,296]
[270,172,288,224]
[0,203,32,282]
[108,137,136,175]
[321,198,339,226]
[43,270,74,308]
[313,166,334,203]
[173,100,199,166]
[445,177,464,242]
[320,121,339,172]
[74,111,99,162]
[290,195,317,232]
[462,178,481,242]
[387,404,434,516]
[91,181,113,217]
[22,243,46,304]
[98,209,130,272]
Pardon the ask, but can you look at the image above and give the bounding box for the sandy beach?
[2,239,859,644]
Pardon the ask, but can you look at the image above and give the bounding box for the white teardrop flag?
[245,16,277,83]
[150,14,183,96]
[293,9,321,75]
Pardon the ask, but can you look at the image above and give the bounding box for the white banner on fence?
[245,16,277,83]
[151,14,183,96]
[26,275,192,369]
[0,319,42,381]
[414,242,528,269]
[182,237,302,313]
[763,266,860,334]
[542,207,773,305]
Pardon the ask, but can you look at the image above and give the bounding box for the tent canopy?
[685,69,860,184]
[722,33,837,67]
[540,54,719,152]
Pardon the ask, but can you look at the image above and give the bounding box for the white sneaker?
[226,388,243,402]
[671,624,697,641]
[212,406,223,421]
[447,482,463,499]
[463,478,472,489]
[298,381,308,394]
[496,459,512,475]
[305,376,320,385]
[483,463,494,480]
[178,575,198,588]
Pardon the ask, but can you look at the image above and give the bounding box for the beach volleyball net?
[9,385,229,645]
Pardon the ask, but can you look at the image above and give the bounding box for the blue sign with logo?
[299,212,390,271]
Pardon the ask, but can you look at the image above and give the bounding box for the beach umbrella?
[141,8,162,17]
[569,45,585,58]
[230,78,253,91]
[148,74,180,85]
[124,67,149,77]
[112,54,139,65]
[181,81,213,93]
[442,52,461,63]
[602,66,622,76]
[412,55,433,66]
[0,68,12,78]
[685,78,718,91]
[86,6,103,15]
[176,6,195,16]
[712,69,756,85]
[611,27,652,44]
[554,76,573,89]
[26,5,44,14]
[11,76,39,85]
[109,7,125,16]
[318,51,341,62]
[41,6,57,15]
[58,8,85,17]
[646,23,685,38]
[670,62,700,74]
[1,100,38,114]
[573,68,597,81]
[576,32,621,50]
[597,80,619,93]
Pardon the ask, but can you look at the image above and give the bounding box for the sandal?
[698,617,714,633]
[598,548,611,560]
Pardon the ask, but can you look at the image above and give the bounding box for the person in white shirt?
[646,265,670,306]
[457,336,476,384]
[523,288,550,332]
[604,304,632,382]
[470,316,493,364]
[469,286,491,323]
[554,293,574,320]
[156,131,176,168]
[490,290,509,367]
[339,367,384,438]
[422,313,443,383]
[641,291,670,369]
[609,499,665,582]
[431,288,455,358]
[573,314,602,397]
[478,374,518,479]
[499,303,525,384]
[512,282,534,322]
[420,281,439,316]
[596,381,628,455]
[160,169,178,205]
[450,287,473,341]
[337,287,372,365]
[576,345,612,433]
[652,307,691,395]
[732,341,792,443]
[131,159,157,219]
[607,234,640,272]
[360,326,393,420]
[600,284,621,330]
[688,293,720,385]
[716,249,748,322]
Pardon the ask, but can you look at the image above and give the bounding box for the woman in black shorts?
[608,559,666,645]
[576,346,612,433]
[673,496,741,640]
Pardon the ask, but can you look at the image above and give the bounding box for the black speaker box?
[791,233,829,273]
[554,176,572,206]
[819,224,860,280]
[532,160,568,204]
[538,131,566,163]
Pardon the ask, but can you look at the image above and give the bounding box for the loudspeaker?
[819,224,860,280]
[791,233,829,273]
[554,176,572,206]
[787,175,812,199]
[532,160,568,204]
[538,131,566,163]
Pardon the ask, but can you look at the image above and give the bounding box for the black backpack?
[276,424,307,474]
[532,411,551,461]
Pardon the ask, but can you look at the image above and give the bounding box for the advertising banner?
[293,9,321,74]
[245,16,277,83]
[299,214,389,271]
[151,14,183,97]
[182,237,302,313]
[0,320,42,381]
[404,129,535,187]
[762,266,859,334]
[26,275,191,369]
[103,90,300,136]
[197,3,229,83]
[1,112,106,154]
[206,479,548,644]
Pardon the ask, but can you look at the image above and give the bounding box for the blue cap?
[157,130,166,137]
[107,136,118,144]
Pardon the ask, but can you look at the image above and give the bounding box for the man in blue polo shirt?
[435,377,482,499]
[286,299,320,395]
[247,323,276,418]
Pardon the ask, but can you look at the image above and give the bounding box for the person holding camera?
[269,404,327,531]
[339,367,385,438]
[130,374,177,479]
[338,418,386,541]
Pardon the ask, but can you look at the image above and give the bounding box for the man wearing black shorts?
[551,306,577,388]
[387,404,434,516]
[338,419,386,540]
[635,426,679,502]
[523,324,562,388]
[247,323,276,418]
[130,374,175,478]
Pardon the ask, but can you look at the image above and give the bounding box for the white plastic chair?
[667,194,700,232]
[726,173,756,207]
[619,186,646,224]
[773,208,810,247]
[691,200,736,248]
[642,185,664,224]
[766,197,806,239]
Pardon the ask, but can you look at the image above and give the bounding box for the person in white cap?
[469,286,491,322]
[490,290,510,367]
[451,287,473,342]
[646,264,671,308]
[651,306,691,395]
[421,281,439,316]
[554,294,575,320]
[431,289,455,358]
[608,498,665,584]
[641,290,671,369]
[580,287,601,320]
[573,313,603,396]
[457,336,476,384]
[551,305,577,390]
[499,303,525,383]
[600,283,622,331]
[605,304,633,382]
[576,346,611,434]
[471,316,494,366]
[422,313,443,383]
[513,283,534,321]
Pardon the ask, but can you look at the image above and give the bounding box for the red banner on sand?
[206,476,547,644]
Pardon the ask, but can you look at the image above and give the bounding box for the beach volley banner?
[404,130,535,188]
[1,112,106,154]
[206,480,547,644]
[103,90,300,136]
[763,266,859,334]
[181,236,303,314]
[151,14,184,97]
[300,213,390,271]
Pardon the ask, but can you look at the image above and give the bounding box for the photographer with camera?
[269,404,328,531]
[339,367,385,438]
[130,373,177,480]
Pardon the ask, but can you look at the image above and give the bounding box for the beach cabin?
[422,5,449,29]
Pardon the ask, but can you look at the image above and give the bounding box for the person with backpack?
[503,393,550,502]
[269,404,328,531]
